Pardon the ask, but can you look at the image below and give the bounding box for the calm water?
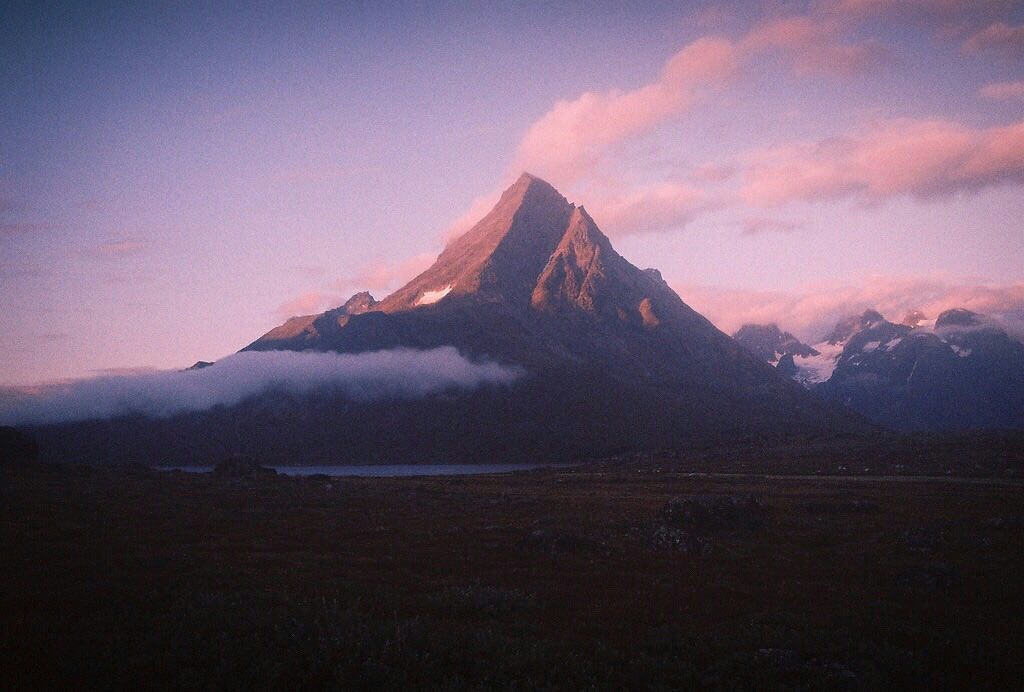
[157,463,572,477]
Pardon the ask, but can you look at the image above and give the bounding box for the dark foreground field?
[3,459,1024,689]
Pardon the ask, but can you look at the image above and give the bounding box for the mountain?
[30,174,860,465]
[739,308,1024,431]
[251,291,379,351]
[733,324,819,363]
[736,310,901,387]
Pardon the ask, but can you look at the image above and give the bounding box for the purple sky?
[2,1,1024,385]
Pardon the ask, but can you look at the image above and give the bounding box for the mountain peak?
[734,323,819,361]
[339,291,378,315]
[513,171,546,187]
[902,309,928,327]
[936,308,980,329]
[825,309,888,345]
[377,174,576,311]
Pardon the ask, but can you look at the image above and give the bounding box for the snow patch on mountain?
[791,341,844,385]
[417,285,453,305]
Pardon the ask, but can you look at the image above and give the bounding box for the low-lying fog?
[0,347,521,426]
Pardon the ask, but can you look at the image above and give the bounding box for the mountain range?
[734,308,1024,431]
[28,174,859,465]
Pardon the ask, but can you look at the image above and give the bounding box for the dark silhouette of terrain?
[3,459,1023,688]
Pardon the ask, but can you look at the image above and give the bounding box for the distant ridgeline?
[733,309,1024,431]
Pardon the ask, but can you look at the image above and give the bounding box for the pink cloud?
[675,276,1024,342]
[274,291,331,319]
[979,80,1024,100]
[963,21,1024,56]
[448,7,1020,247]
[336,252,435,294]
[273,252,437,320]
[588,182,714,236]
[741,15,882,75]
[514,37,741,183]
[741,118,1024,205]
[506,10,882,228]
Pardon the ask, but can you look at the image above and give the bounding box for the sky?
[2,0,1023,385]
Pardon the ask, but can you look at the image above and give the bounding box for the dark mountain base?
[26,367,859,467]
[603,429,1024,478]
[4,460,1024,689]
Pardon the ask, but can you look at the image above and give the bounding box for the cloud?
[741,15,882,75]
[740,118,1024,205]
[514,36,741,183]
[979,80,1024,100]
[334,252,435,294]
[274,252,436,320]
[512,11,880,187]
[274,291,331,319]
[675,276,1024,343]
[444,6,1019,245]
[0,347,522,426]
[963,22,1024,56]
[469,9,884,244]
[588,182,715,236]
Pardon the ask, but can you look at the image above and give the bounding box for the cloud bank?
[484,4,1024,240]
[963,22,1024,56]
[740,118,1024,205]
[676,277,1024,343]
[0,347,522,426]
[979,81,1024,100]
